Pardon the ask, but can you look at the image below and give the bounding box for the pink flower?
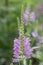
[24,9,29,26]
[13,37,33,62]
[30,12,35,22]
[24,38,33,59]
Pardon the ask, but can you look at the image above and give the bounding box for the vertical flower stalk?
[17,17,24,55]
[12,1,33,64]
[20,0,25,56]
[20,2,25,64]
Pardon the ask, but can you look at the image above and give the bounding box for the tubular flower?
[13,37,33,62]
[13,38,20,62]
[24,38,33,59]
[24,9,29,26]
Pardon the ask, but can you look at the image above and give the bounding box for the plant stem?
[19,62,20,65]
[29,60,32,65]
[22,58,26,65]
[32,46,43,50]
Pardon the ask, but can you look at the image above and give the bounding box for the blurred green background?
[0,0,43,65]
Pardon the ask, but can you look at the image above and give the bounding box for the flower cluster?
[13,37,33,62]
[24,9,35,26]
[24,38,33,59]
[13,38,20,62]
[12,8,34,63]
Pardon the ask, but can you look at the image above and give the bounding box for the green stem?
[22,58,26,65]
[19,62,20,65]
[32,46,43,50]
[29,60,32,65]
[24,59,27,65]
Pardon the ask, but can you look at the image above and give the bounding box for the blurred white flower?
[32,31,38,37]
[30,12,35,22]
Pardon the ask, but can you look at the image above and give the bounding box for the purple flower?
[24,9,29,15]
[30,12,35,22]
[12,37,33,62]
[24,9,29,26]
[13,38,20,62]
[24,38,33,59]
[38,4,43,13]
[12,58,19,62]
